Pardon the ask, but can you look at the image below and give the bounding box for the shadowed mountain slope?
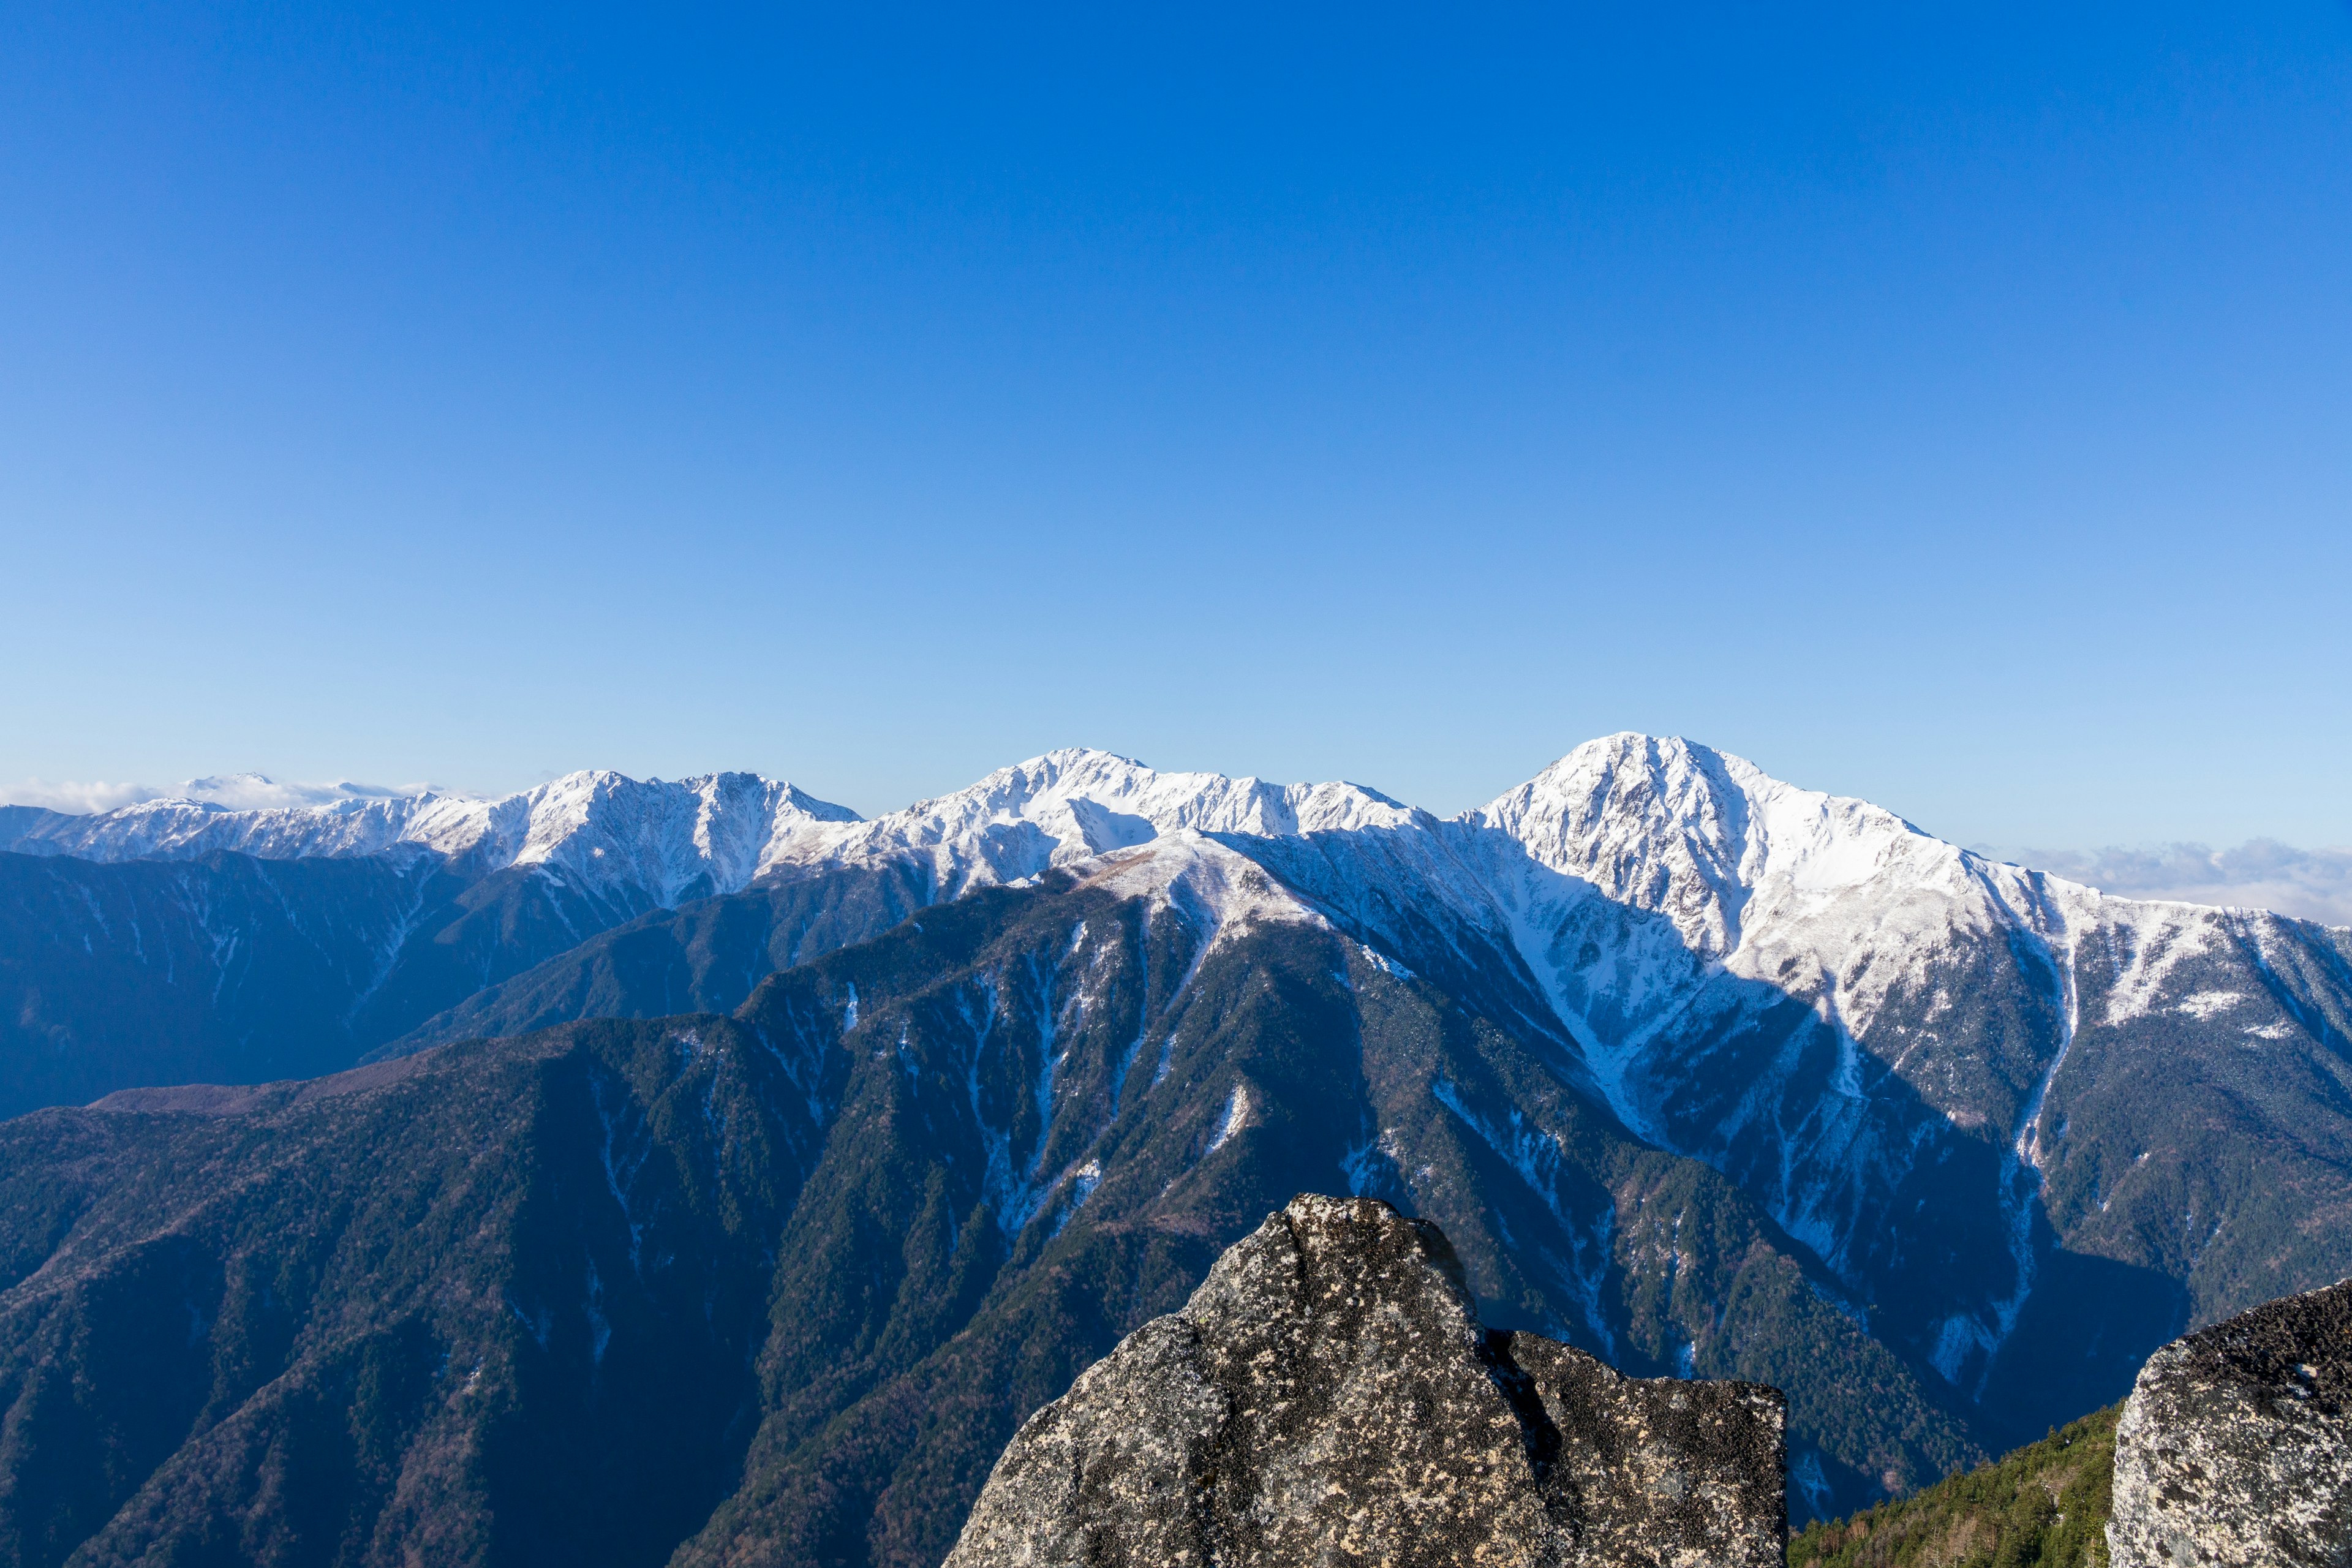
[383,742,2352,1461]
[6,736,2352,1550]
[0,846,767,1118]
[0,842,1972,1568]
[0,772,864,1115]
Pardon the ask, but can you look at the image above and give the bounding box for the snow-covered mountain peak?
[949,748,1415,840]
[1468,738,1985,968]
[773,748,1418,897]
[455,769,862,903]
[1469,732,1952,957]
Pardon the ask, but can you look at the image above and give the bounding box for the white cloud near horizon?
[2,780,160,814]
[1987,840,2352,927]
[4,775,435,815]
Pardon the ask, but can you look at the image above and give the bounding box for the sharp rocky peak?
[1466,732,1945,959]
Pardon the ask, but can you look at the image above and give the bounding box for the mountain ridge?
[361,738,2351,1453]
[18,737,2335,933]
[5,734,2350,1539]
[1,769,863,907]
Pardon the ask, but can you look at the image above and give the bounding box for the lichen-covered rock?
[2108,1275,2352,1567]
[943,1194,1785,1567]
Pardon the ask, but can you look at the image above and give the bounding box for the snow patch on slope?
[1076,832,1327,944]
[1205,1084,1252,1155]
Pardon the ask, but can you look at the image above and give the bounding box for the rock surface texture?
[2108,1275,2352,1567]
[943,1194,1786,1568]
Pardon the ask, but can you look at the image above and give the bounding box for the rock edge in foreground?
[2108,1273,2352,1568]
[945,1194,1785,1568]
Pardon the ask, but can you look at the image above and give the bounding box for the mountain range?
[2,734,2347,1566]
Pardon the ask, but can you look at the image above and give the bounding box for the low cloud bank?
[1988,840,2352,927]
[4,774,433,815]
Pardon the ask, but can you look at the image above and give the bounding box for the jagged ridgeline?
[3,736,2351,1564]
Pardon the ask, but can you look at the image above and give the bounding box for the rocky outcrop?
[2108,1275,2352,1567]
[943,1194,1786,1567]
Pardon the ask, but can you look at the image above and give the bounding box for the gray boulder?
[943,1194,1786,1567]
[2109,1275,2352,1567]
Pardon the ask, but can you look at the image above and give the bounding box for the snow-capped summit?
[456,769,864,906]
[1469,732,1940,958]
[1457,732,2252,1061]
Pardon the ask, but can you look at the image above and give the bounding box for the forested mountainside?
[1790,1403,2119,1568]
[1,846,1962,1566]
[5,734,2350,1560]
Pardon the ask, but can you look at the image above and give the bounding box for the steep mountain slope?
[0,1011,837,1568]
[0,849,461,1117]
[0,839,1974,1568]
[375,740,2352,1456]
[7,734,2351,1534]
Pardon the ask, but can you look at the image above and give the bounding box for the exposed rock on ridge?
[2108,1275,2352,1567]
[944,1194,1786,1567]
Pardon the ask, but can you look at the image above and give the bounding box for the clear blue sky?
[4,2,2348,847]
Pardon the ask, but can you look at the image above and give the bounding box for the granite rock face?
[2109,1275,2352,1567]
[943,1194,1786,1568]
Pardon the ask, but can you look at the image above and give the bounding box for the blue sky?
[3,2,2348,853]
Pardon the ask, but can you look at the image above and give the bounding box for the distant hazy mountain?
[2,736,2347,1562]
